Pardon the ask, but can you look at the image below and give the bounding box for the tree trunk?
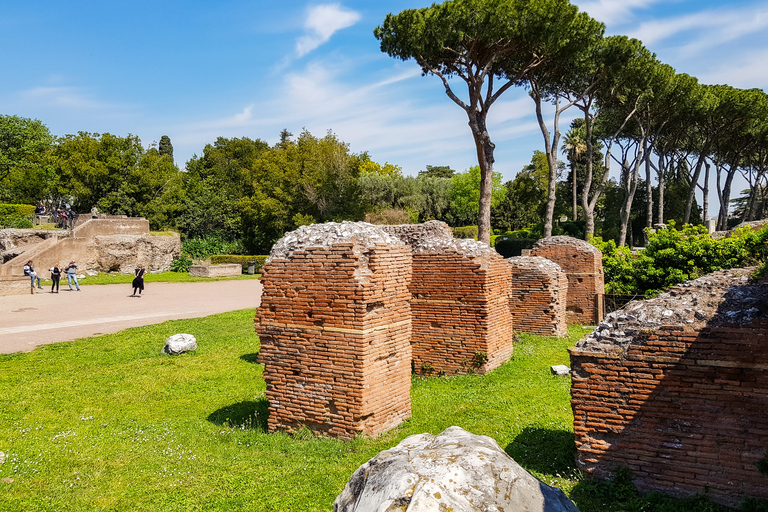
[656,154,666,225]
[618,138,646,247]
[702,161,710,224]
[531,91,563,238]
[467,111,494,245]
[684,153,707,224]
[644,138,653,244]
[572,161,577,222]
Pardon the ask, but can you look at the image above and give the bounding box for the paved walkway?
[0,280,262,354]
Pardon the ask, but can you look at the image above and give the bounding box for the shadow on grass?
[505,427,577,476]
[239,353,261,365]
[208,398,269,432]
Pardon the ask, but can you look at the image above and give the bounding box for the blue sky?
[2,0,767,200]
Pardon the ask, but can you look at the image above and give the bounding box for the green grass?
[0,318,745,511]
[40,271,260,287]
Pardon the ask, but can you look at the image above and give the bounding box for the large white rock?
[162,333,197,355]
[334,426,580,512]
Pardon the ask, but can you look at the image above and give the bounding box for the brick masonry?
[408,237,515,376]
[570,269,768,507]
[531,236,604,325]
[256,222,412,438]
[506,256,568,337]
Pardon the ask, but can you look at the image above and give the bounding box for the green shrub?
[590,223,768,297]
[181,236,244,259]
[494,237,537,258]
[210,254,268,273]
[453,225,478,239]
[169,255,193,272]
[0,203,35,228]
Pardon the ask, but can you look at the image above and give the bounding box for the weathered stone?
[334,426,580,512]
[162,333,197,355]
[189,264,241,277]
[380,220,454,248]
[90,234,180,273]
[551,364,570,376]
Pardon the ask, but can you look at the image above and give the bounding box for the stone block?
[189,264,242,277]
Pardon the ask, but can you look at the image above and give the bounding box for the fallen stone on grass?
[334,426,580,512]
[162,333,197,355]
[551,364,570,376]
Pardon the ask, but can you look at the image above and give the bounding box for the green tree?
[180,136,270,240]
[375,0,589,244]
[418,165,455,179]
[51,132,143,213]
[0,115,54,202]
[448,165,503,227]
[158,135,173,160]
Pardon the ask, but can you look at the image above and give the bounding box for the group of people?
[50,206,77,230]
[23,260,80,293]
[22,259,146,296]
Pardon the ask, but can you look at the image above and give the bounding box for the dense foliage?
[591,223,768,296]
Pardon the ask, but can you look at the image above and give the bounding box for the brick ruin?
[570,268,768,507]
[256,222,413,438]
[531,236,604,325]
[381,222,515,375]
[407,237,515,376]
[506,256,568,337]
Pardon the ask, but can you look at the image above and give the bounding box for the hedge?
[210,255,269,273]
[0,204,35,228]
[452,225,478,239]
[494,237,538,258]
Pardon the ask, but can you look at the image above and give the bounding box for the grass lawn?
[39,271,260,287]
[0,312,739,511]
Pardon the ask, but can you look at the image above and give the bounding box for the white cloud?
[19,86,112,110]
[573,0,663,25]
[295,4,361,57]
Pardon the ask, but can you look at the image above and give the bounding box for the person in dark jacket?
[23,260,42,289]
[131,264,146,297]
[50,264,61,293]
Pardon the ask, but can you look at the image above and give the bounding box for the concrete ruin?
[256,222,413,438]
[0,217,179,278]
[531,236,604,325]
[507,256,568,337]
[570,268,768,507]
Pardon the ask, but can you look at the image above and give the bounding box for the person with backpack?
[50,263,62,293]
[65,261,80,291]
[131,264,146,297]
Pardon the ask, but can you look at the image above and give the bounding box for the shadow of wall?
[570,269,768,508]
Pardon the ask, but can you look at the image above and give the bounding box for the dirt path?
[0,280,262,354]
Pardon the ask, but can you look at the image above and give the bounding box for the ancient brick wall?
[256,222,412,438]
[531,236,604,324]
[409,238,514,375]
[570,269,768,507]
[506,256,568,337]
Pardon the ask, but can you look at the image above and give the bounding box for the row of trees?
[375,0,768,246]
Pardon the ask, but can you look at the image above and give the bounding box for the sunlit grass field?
[0,312,739,511]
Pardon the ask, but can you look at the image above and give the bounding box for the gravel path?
[0,279,262,354]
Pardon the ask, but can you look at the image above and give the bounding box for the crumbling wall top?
[412,236,497,259]
[506,256,563,278]
[533,236,602,257]
[379,220,453,248]
[576,268,766,355]
[268,221,402,260]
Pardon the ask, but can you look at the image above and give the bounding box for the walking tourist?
[50,264,61,293]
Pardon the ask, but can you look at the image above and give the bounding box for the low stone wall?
[189,264,241,277]
[0,277,35,296]
[570,269,768,508]
[507,256,568,337]
[410,237,514,375]
[72,217,149,241]
[531,236,604,325]
[256,222,412,438]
